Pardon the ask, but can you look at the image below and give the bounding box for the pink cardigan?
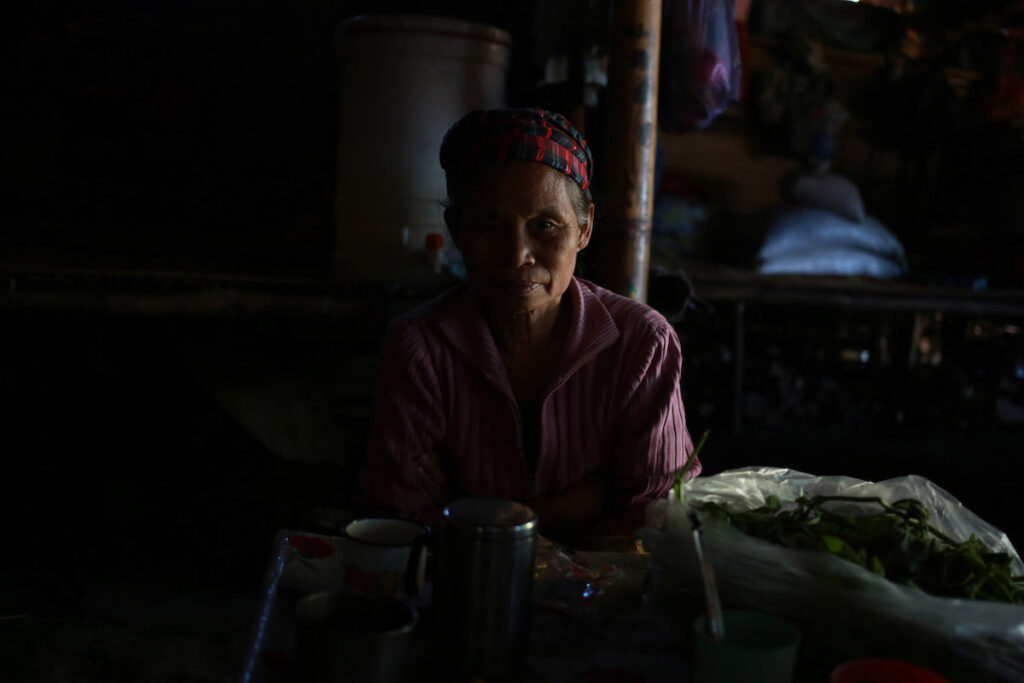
[358,277,699,523]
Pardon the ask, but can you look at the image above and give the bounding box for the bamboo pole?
[595,0,662,302]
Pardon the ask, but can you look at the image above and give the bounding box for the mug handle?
[405,532,433,600]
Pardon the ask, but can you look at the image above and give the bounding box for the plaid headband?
[440,108,593,202]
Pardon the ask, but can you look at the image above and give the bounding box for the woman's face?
[448,161,594,318]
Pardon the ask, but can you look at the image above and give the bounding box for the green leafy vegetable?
[672,429,710,502]
[697,494,1024,604]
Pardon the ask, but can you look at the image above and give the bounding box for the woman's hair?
[562,173,593,228]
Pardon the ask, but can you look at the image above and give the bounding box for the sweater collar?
[434,278,620,394]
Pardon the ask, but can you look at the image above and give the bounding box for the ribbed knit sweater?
[359,277,699,523]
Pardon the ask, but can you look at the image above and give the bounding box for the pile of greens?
[696,494,1024,604]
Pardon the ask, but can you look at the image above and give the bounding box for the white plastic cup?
[692,609,801,683]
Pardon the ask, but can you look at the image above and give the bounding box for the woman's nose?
[498,225,535,267]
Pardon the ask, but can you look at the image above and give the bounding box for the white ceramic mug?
[342,518,429,600]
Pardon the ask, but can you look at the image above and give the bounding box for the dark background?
[5,2,545,272]
[4,1,1024,681]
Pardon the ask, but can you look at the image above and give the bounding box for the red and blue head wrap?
[440,108,593,202]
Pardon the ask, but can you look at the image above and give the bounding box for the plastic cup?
[830,658,951,683]
[691,609,801,683]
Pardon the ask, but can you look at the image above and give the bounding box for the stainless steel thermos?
[431,498,538,680]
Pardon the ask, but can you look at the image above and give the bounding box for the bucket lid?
[336,14,512,47]
[443,498,537,539]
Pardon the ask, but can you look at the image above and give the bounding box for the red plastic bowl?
[830,658,950,683]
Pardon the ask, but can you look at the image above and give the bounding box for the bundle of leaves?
[697,494,1024,604]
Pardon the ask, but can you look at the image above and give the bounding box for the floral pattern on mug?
[289,534,336,559]
[286,533,337,572]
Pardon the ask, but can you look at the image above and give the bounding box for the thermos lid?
[443,498,537,539]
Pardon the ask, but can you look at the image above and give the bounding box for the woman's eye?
[537,220,558,232]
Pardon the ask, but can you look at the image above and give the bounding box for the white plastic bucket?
[332,15,511,279]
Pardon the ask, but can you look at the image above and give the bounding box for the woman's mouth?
[494,281,540,295]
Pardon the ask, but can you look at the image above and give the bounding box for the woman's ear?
[577,203,595,251]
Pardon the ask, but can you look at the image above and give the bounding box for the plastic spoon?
[688,510,725,642]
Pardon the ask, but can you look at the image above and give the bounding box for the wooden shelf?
[685,261,1024,318]
[0,262,443,320]
[3,257,1023,321]
[748,35,980,97]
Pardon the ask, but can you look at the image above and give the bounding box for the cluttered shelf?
[682,261,1024,318]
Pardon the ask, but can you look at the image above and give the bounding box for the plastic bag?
[533,537,627,616]
[660,0,743,132]
[785,171,866,223]
[757,206,908,278]
[638,467,1024,681]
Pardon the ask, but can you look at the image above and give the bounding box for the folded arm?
[527,469,607,540]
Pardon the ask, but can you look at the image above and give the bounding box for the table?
[238,530,686,683]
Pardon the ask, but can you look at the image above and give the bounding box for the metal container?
[432,498,537,680]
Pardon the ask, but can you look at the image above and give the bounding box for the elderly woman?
[358,108,699,541]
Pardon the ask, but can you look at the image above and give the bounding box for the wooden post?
[594,0,662,302]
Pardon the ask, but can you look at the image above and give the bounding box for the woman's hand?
[527,469,607,540]
[417,451,452,506]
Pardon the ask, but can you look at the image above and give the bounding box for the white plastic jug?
[332,15,512,280]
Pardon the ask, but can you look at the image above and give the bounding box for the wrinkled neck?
[486,296,568,360]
